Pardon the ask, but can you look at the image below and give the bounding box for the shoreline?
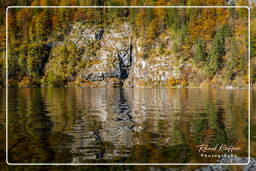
[2,85,253,89]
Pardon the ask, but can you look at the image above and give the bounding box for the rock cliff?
[67,22,133,87]
[45,21,247,88]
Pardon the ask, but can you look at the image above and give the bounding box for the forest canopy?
[0,0,255,88]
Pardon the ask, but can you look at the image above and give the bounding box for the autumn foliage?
[0,0,254,87]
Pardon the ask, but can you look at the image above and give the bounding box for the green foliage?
[166,8,185,31]
[206,26,230,77]
[251,64,256,84]
[225,39,239,80]
[27,42,49,79]
[0,1,252,87]
[251,25,256,58]
[213,27,226,57]
[29,10,51,41]
[42,41,78,87]
[0,57,5,86]
[194,39,206,63]
[206,51,220,78]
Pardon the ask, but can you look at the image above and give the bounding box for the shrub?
[167,77,180,86]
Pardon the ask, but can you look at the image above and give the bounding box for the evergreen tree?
[194,39,206,63]
[206,27,226,77]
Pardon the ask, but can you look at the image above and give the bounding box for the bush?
[167,77,180,86]
[18,76,32,87]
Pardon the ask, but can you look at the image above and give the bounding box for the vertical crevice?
[117,42,133,86]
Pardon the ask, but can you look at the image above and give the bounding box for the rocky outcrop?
[95,28,104,41]
[66,22,133,87]
[118,44,133,80]
[194,158,256,171]
[51,22,211,88]
[63,21,188,87]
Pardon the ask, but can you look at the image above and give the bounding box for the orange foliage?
[18,76,32,88]
[0,26,5,42]
[189,8,229,41]
[135,9,147,28]
[167,77,180,86]
[15,9,31,26]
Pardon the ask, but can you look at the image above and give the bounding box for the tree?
[29,10,51,41]
[188,8,216,41]
[206,27,226,77]
[27,42,50,84]
[42,41,78,86]
[251,18,256,59]
[194,39,206,63]
[225,39,239,80]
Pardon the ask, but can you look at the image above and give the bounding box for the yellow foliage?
[0,57,4,65]
[72,79,97,87]
[135,9,147,29]
[189,8,229,41]
[167,77,180,86]
[243,75,249,84]
[18,77,32,87]
[153,0,166,21]
[146,19,158,41]
[189,15,216,41]
[180,79,188,87]
[108,78,120,83]
[87,60,101,67]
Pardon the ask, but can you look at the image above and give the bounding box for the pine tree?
[206,26,227,77]
[194,39,206,63]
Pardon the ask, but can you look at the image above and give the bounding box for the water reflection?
[8,88,55,163]
[5,88,249,163]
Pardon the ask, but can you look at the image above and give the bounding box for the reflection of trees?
[129,88,188,163]
[204,103,227,144]
[188,89,248,162]
[0,89,5,170]
[220,89,248,157]
[8,88,54,163]
[252,90,256,158]
[5,88,250,164]
[128,88,248,163]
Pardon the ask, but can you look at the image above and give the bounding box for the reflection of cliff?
[40,88,248,163]
[43,88,134,162]
[131,88,184,146]
[99,88,134,161]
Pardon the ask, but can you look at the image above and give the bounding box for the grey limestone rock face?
[67,22,133,86]
[61,22,188,87]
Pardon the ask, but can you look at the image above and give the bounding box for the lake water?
[1,88,254,164]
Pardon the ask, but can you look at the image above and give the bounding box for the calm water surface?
[1,88,253,164]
